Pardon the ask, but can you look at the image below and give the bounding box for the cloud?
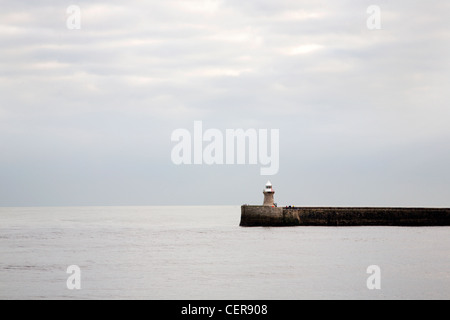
[284,44,324,55]
[0,0,449,206]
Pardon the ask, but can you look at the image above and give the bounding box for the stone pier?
[240,206,450,227]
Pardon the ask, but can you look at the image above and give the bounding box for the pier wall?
[240,206,450,227]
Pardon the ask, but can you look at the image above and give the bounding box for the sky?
[0,0,449,207]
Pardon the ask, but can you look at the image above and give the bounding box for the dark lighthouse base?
[240,205,450,227]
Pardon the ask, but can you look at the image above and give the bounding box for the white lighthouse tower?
[263,181,275,206]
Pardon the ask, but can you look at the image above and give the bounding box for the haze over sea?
[0,206,449,300]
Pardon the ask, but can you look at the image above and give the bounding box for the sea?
[0,206,449,300]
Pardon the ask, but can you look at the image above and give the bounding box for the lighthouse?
[263,181,275,206]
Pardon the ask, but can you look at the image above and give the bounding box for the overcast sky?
[1,0,449,207]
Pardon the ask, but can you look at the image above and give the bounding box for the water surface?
[0,206,448,299]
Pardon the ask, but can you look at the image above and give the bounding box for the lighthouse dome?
[264,181,273,192]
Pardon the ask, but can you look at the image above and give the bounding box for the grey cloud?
[0,0,449,206]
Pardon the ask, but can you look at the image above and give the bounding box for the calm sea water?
[0,206,449,300]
